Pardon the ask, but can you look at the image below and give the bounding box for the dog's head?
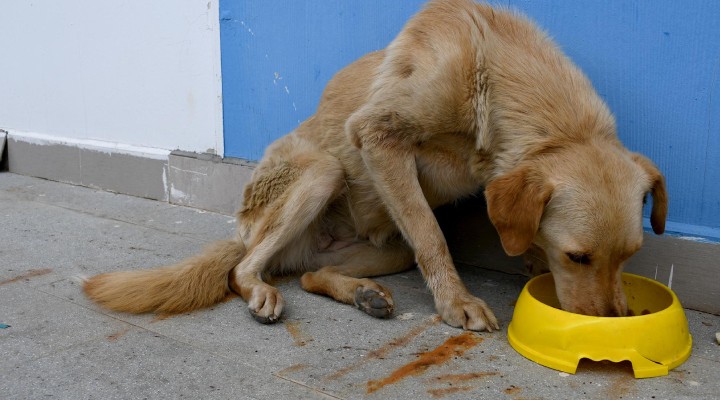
[485,142,667,316]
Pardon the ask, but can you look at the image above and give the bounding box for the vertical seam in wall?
[211,0,224,157]
[163,161,170,202]
[77,146,83,185]
[1,130,7,163]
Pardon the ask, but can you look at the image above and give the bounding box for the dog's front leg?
[354,131,499,331]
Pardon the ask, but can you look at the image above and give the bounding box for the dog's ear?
[485,165,553,256]
[631,153,668,235]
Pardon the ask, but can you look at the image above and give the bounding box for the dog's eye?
[566,252,591,265]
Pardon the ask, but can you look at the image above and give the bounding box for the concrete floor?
[1,172,718,400]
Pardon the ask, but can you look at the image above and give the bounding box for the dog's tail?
[83,239,246,314]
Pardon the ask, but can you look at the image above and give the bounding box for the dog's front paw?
[436,293,499,332]
[247,285,285,324]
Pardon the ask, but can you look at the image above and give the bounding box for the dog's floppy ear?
[631,153,668,235]
[485,165,553,257]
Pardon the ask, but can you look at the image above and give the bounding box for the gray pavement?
[1,172,718,400]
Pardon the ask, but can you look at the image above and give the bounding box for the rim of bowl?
[523,273,678,320]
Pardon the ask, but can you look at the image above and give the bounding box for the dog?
[84,0,667,331]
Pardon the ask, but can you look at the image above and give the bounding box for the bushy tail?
[83,239,246,314]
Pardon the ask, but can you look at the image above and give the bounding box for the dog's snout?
[558,290,628,317]
[610,296,628,317]
[604,303,628,317]
[597,292,628,317]
[569,303,627,317]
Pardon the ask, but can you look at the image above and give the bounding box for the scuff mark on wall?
[239,21,255,36]
[673,235,718,244]
[170,183,189,201]
[170,165,208,177]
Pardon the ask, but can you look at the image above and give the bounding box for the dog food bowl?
[508,273,692,378]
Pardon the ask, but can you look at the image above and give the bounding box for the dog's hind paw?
[354,286,394,319]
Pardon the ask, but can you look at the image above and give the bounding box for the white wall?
[0,0,223,155]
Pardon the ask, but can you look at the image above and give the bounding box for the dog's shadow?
[436,193,526,276]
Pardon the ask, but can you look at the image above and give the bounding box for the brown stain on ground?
[366,331,483,394]
[107,326,131,342]
[151,312,176,322]
[427,386,473,398]
[285,320,313,346]
[504,385,522,395]
[0,268,53,285]
[427,371,498,385]
[367,315,443,360]
[426,372,498,398]
[327,314,442,380]
[276,363,309,376]
[606,370,637,399]
[607,362,637,399]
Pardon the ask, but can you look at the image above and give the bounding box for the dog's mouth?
[553,282,629,317]
[558,298,629,317]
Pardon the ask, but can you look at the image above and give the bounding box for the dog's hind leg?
[231,153,346,324]
[300,240,415,318]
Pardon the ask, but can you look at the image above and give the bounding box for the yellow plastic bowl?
[508,273,692,378]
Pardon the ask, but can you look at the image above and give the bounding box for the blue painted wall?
[219,1,720,239]
[219,1,422,161]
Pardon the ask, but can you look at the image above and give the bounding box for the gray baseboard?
[167,151,254,215]
[5,132,718,315]
[7,134,169,201]
[6,132,255,215]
